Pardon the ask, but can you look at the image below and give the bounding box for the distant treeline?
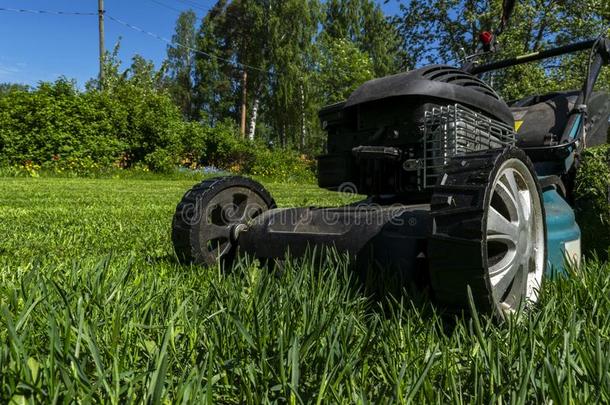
[0,0,608,173]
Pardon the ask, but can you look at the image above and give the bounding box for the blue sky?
[0,0,401,87]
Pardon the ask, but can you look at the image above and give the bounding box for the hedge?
[0,79,314,181]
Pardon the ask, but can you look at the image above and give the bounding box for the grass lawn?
[1,176,610,403]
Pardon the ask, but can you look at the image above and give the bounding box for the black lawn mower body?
[172,36,610,317]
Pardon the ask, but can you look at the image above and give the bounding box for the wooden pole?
[240,69,248,138]
[98,0,105,89]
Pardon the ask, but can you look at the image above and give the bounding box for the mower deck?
[237,203,431,278]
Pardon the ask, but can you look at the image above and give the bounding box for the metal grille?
[423,104,516,187]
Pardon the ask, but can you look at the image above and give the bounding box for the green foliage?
[166,0,405,152]
[395,0,609,99]
[0,83,29,95]
[249,147,315,182]
[167,10,198,120]
[197,119,252,169]
[1,177,610,402]
[494,64,556,102]
[263,0,322,149]
[318,38,374,104]
[0,78,126,167]
[0,77,185,173]
[194,2,237,125]
[165,0,607,153]
[575,145,610,259]
[323,0,405,76]
[0,53,314,179]
[191,120,315,181]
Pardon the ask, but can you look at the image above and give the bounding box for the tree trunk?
[240,69,248,138]
[248,82,263,141]
[300,84,306,150]
[248,96,260,141]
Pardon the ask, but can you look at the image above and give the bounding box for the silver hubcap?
[486,159,544,312]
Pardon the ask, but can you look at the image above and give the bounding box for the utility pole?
[98,0,105,89]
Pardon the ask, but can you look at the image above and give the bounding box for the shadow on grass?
[167,244,472,336]
[232,246,461,334]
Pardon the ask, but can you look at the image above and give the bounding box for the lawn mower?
[171,6,610,317]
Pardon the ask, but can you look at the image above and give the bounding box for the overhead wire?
[0,5,272,75]
[145,0,186,14]
[0,7,96,16]
[174,0,210,12]
[106,14,271,74]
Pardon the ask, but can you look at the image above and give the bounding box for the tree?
[167,10,198,120]
[193,1,235,125]
[174,0,405,151]
[193,0,269,136]
[395,0,609,99]
[323,0,405,75]
[223,0,269,137]
[263,0,321,149]
[128,55,166,90]
[318,38,374,104]
[0,83,29,96]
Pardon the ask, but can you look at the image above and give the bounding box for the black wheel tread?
[172,176,275,265]
[428,147,543,316]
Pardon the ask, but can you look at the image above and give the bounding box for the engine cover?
[317,65,514,197]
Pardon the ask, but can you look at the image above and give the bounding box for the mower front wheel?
[172,176,276,266]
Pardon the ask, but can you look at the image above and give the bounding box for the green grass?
[1,176,610,403]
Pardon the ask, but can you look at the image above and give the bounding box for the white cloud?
[0,62,21,78]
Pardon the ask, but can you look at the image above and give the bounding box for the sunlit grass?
[1,176,609,403]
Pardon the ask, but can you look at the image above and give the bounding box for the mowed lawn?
[1,176,610,403]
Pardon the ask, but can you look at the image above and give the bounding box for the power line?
[0,7,96,16]
[174,0,210,12]
[106,14,271,74]
[145,0,186,14]
[0,5,272,75]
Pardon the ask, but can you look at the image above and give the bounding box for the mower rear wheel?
[172,176,275,266]
[429,147,546,318]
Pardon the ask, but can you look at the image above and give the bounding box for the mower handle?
[558,37,610,147]
[466,38,604,75]
[467,37,609,155]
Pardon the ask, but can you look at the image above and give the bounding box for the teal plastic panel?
[543,189,581,276]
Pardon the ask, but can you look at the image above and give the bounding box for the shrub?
[0,79,125,166]
[0,79,316,181]
[197,120,254,170]
[249,147,316,182]
[574,145,610,259]
[0,78,186,171]
[189,122,315,181]
[99,81,185,169]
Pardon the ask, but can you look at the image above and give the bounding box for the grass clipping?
[574,144,610,259]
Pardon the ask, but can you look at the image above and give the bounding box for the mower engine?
[317,65,515,198]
